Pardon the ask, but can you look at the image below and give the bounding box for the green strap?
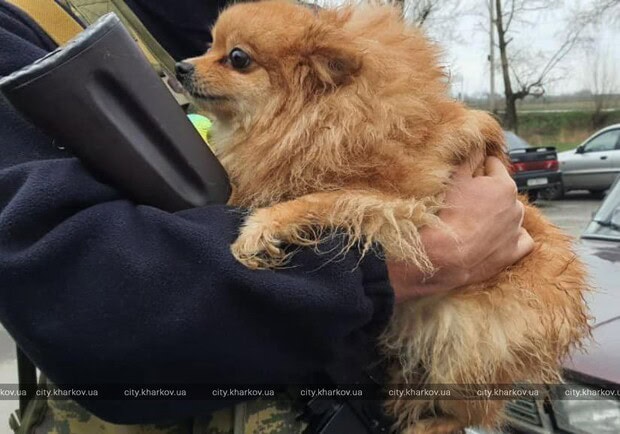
[109,0,177,78]
[59,0,189,104]
[58,0,175,77]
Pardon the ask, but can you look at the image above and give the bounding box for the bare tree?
[397,0,440,25]
[494,0,583,132]
[402,0,465,29]
[585,42,618,128]
[565,0,619,30]
[316,1,463,28]
[590,0,620,21]
[353,0,455,26]
[408,1,434,24]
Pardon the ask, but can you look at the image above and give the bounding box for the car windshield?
[504,131,531,151]
[583,178,620,241]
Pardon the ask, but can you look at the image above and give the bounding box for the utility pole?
[489,0,496,113]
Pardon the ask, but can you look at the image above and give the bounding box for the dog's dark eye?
[229,48,251,70]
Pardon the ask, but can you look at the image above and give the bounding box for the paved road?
[535,191,603,238]
[0,192,604,426]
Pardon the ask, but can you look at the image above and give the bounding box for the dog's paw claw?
[231,228,286,270]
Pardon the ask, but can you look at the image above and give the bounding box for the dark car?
[496,178,620,434]
[505,131,563,201]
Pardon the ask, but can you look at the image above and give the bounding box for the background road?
[535,192,603,238]
[0,192,605,425]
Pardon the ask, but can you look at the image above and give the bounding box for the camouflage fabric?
[32,398,194,434]
[16,378,306,434]
[228,401,307,434]
[24,396,306,434]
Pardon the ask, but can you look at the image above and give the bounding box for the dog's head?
[174,1,505,207]
[176,0,458,204]
[176,1,365,128]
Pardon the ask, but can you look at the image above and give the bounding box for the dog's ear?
[306,37,362,88]
[299,16,362,92]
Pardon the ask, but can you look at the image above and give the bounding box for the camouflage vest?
[23,379,305,434]
[5,1,305,433]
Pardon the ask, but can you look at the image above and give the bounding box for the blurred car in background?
[502,177,620,434]
[505,131,562,202]
[553,124,620,199]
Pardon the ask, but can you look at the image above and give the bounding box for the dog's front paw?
[231,213,287,270]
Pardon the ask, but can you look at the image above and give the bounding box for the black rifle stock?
[0,13,231,211]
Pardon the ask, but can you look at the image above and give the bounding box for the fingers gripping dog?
[178,2,590,433]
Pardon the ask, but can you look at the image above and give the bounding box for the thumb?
[485,156,510,178]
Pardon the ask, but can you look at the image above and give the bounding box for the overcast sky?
[316,0,620,96]
[422,0,620,97]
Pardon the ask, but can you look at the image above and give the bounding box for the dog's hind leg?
[231,190,442,270]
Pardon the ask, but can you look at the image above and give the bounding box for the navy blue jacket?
[0,0,394,425]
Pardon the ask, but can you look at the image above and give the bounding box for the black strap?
[296,359,394,434]
[299,397,391,434]
[16,345,37,416]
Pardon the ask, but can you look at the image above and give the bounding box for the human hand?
[388,156,535,303]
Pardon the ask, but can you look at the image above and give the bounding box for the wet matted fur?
[183,1,591,432]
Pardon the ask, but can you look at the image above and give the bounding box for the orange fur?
[184,1,591,432]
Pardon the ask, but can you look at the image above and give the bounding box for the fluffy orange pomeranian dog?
[178,1,590,432]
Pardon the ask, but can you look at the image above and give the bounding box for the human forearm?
[0,158,393,423]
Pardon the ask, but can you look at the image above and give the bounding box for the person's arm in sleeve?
[0,5,392,423]
[0,158,393,423]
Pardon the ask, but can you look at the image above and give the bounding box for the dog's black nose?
[175,62,195,79]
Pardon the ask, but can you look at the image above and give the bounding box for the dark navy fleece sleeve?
[0,159,393,423]
[0,1,393,424]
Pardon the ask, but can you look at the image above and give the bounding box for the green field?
[516,96,620,113]
[515,110,620,152]
[464,95,620,152]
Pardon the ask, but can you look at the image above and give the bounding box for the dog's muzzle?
[175,62,195,82]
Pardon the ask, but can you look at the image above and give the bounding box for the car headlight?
[551,384,620,434]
